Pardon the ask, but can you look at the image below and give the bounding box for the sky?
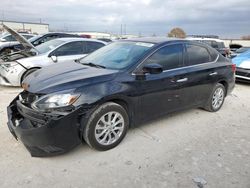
[0,0,250,38]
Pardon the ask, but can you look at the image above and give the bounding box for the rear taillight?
[232,64,236,73]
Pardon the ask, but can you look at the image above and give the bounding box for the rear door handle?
[176,78,188,83]
[209,72,218,76]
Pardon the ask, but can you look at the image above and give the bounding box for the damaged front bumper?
[7,97,82,157]
[0,63,26,86]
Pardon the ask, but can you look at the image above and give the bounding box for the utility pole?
[120,24,123,37]
[2,10,5,20]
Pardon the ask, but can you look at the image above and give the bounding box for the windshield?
[29,35,42,43]
[80,41,154,70]
[35,39,65,54]
[236,47,250,53]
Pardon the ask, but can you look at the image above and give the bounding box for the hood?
[232,50,250,67]
[23,61,119,93]
[2,24,38,53]
[16,54,47,68]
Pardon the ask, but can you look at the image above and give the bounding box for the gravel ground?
[0,83,249,188]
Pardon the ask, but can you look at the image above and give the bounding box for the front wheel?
[83,102,129,151]
[204,83,226,112]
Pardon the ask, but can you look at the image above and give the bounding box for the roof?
[186,37,224,42]
[54,37,107,44]
[123,37,185,44]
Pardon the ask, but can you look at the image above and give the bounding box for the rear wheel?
[83,102,129,151]
[204,83,226,112]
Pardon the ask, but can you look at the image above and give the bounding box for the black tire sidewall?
[84,102,129,151]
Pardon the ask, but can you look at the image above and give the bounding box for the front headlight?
[239,60,250,69]
[31,90,80,111]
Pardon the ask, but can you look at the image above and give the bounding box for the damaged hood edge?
[2,24,39,54]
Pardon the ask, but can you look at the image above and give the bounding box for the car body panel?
[6,38,235,156]
[0,38,106,86]
[232,50,250,81]
[0,63,26,86]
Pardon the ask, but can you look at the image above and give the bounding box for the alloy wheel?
[212,87,224,110]
[94,111,125,146]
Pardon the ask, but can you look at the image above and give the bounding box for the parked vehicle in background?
[230,47,250,58]
[232,50,250,82]
[0,32,35,54]
[0,32,34,41]
[187,37,230,57]
[229,44,243,52]
[0,29,82,56]
[97,38,113,43]
[0,38,106,86]
[6,38,235,157]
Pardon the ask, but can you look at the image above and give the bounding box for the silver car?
[0,32,35,54]
[0,38,106,86]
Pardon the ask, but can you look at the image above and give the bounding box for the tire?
[203,83,226,112]
[83,102,129,151]
[21,68,39,83]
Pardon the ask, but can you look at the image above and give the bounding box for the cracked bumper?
[0,63,26,86]
[7,98,82,157]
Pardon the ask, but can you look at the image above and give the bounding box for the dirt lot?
[0,83,249,188]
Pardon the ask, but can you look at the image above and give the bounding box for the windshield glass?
[80,41,154,70]
[36,39,65,54]
[236,47,250,53]
[29,35,42,43]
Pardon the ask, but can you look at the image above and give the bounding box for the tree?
[168,27,186,38]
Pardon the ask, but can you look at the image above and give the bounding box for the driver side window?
[51,42,85,56]
[33,35,58,45]
[143,44,183,70]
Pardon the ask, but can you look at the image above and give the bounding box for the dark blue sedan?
[7,38,235,157]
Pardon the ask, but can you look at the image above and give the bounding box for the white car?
[0,32,35,54]
[0,38,106,86]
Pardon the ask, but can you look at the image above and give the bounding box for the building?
[222,39,250,48]
[0,20,49,34]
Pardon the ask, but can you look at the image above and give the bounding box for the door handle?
[176,78,188,83]
[209,72,218,76]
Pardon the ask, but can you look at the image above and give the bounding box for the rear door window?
[143,44,183,70]
[86,42,105,53]
[53,41,86,56]
[185,44,211,66]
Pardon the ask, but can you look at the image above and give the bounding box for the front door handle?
[209,72,218,76]
[176,78,188,83]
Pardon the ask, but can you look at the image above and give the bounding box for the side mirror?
[143,63,163,74]
[50,55,58,62]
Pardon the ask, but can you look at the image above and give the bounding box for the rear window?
[86,42,105,53]
[202,40,225,49]
[185,44,211,66]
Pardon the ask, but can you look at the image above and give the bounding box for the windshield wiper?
[81,62,106,69]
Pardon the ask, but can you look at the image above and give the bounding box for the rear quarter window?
[208,48,219,61]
